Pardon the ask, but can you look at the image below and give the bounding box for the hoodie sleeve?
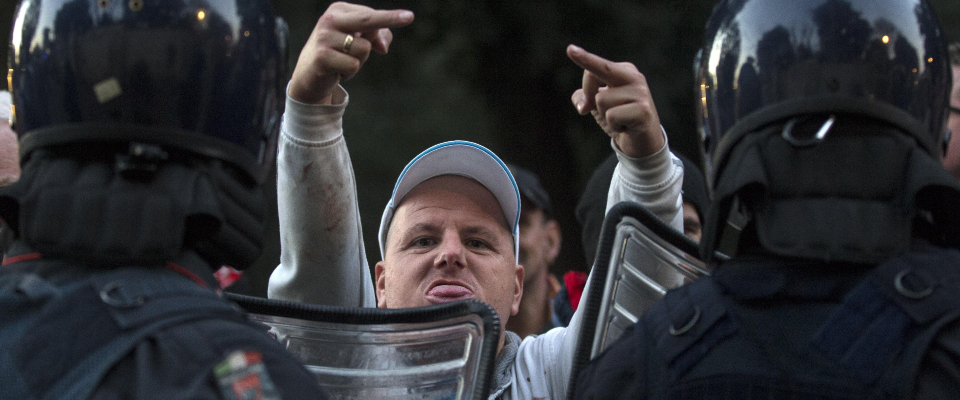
[506,128,684,399]
[267,86,376,308]
[606,128,684,231]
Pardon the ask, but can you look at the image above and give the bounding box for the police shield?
[226,294,500,400]
[569,201,712,398]
[592,202,710,355]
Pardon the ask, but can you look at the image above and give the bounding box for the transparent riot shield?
[568,201,713,399]
[226,294,500,400]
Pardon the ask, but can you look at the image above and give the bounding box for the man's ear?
[544,219,562,264]
[375,261,388,308]
[511,263,524,316]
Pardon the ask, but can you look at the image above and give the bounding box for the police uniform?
[0,0,325,398]
[573,0,959,398]
[0,245,324,400]
[575,247,960,399]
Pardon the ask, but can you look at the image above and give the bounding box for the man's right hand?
[288,2,414,105]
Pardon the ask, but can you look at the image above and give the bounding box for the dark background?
[0,0,956,297]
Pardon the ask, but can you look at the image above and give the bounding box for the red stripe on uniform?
[2,252,42,266]
[165,261,209,288]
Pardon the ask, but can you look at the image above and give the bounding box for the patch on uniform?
[214,350,281,400]
[214,266,243,288]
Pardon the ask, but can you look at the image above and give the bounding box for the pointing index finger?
[567,44,631,87]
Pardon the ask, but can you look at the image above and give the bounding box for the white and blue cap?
[378,140,521,264]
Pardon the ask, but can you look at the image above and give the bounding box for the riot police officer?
[0,1,326,398]
[574,0,960,398]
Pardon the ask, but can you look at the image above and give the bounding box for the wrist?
[288,80,334,105]
[616,128,665,158]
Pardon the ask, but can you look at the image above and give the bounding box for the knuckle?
[315,46,334,58]
[638,98,653,110]
[602,64,613,76]
[316,27,336,39]
[319,12,338,26]
[606,110,620,122]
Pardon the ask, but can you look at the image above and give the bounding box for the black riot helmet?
[4,0,288,269]
[9,0,288,184]
[698,0,952,182]
[695,0,959,263]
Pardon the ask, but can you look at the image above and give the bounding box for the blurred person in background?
[0,91,19,187]
[943,42,960,180]
[505,163,562,338]
[0,91,20,253]
[553,151,708,327]
[676,154,709,243]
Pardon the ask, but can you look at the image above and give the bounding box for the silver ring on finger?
[342,34,355,54]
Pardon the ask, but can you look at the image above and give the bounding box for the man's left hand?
[567,44,664,158]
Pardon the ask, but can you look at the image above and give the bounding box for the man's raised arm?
[567,44,683,231]
[267,3,413,306]
[504,46,683,399]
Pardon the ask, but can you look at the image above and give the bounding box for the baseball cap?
[378,140,521,263]
[506,163,553,219]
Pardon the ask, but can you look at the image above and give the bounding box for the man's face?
[682,202,702,243]
[376,175,523,330]
[944,65,960,180]
[517,206,560,284]
[0,119,19,187]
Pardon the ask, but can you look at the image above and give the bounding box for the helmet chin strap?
[703,117,960,264]
[0,148,265,270]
